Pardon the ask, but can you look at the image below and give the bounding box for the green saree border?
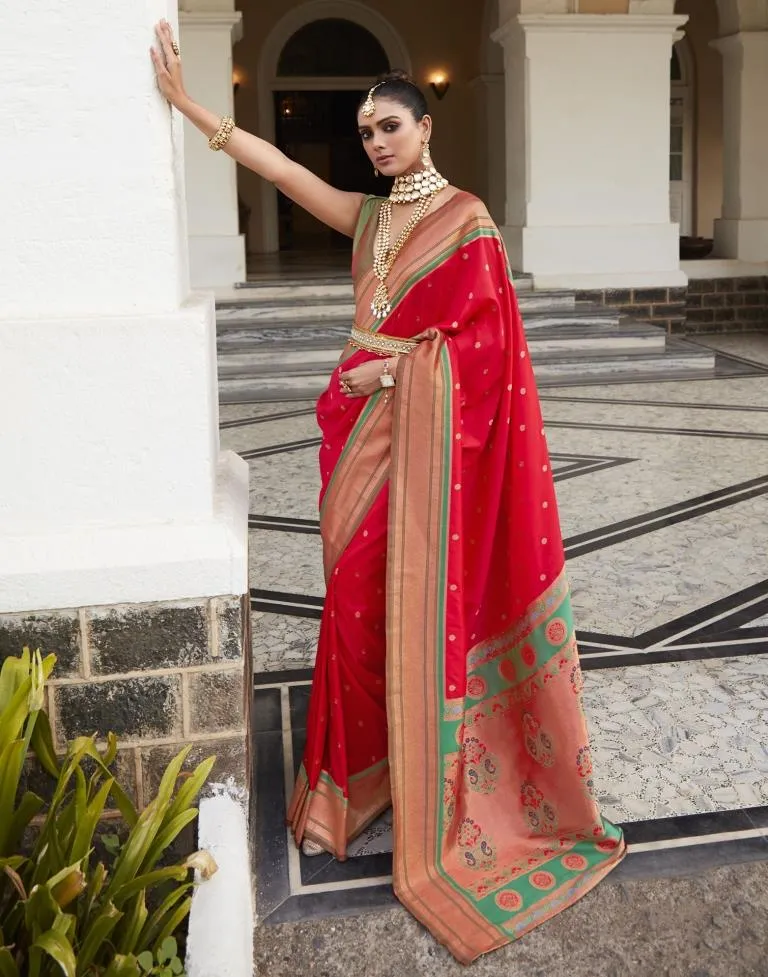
[372,223,507,334]
[319,392,383,519]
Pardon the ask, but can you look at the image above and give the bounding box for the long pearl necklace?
[371,180,447,320]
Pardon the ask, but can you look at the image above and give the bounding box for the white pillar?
[494,13,688,288]
[180,11,246,287]
[0,0,248,612]
[712,31,768,262]
[470,74,507,227]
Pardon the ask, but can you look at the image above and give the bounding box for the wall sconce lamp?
[233,67,244,95]
[429,72,450,101]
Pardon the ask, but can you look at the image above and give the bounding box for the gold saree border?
[354,193,504,335]
[319,393,392,582]
[386,335,504,961]
[288,762,392,861]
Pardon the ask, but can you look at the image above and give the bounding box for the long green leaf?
[163,755,216,828]
[76,901,123,975]
[0,678,33,755]
[0,651,30,714]
[29,708,59,778]
[111,866,188,909]
[106,748,191,900]
[116,891,148,956]
[5,792,45,855]
[153,747,193,814]
[81,862,108,927]
[25,884,60,940]
[102,732,119,769]
[32,930,76,977]
[151,897,192,957]
[138,884,191,951]
[140,809,199,876]
[76,743,138,829]
[71,778,113,864]
[0,948,19,977]
[0,741,29,854]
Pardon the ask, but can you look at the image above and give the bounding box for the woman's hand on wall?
[151,20,188,109]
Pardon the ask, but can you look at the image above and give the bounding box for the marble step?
[215,305,626,351]
[223,274,534,305]
[217,329,667,376]
[218,343,715,402]
[219,348,716,402]
[216,289,576,333]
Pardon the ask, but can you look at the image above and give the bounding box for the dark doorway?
[274,90,393,251]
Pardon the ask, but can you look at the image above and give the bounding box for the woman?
[152,22,624,965]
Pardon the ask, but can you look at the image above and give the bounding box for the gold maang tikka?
[362,84,381,118]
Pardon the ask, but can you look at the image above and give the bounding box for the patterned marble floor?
[224,333,768,925]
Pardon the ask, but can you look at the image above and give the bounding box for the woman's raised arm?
[151,20,366,239]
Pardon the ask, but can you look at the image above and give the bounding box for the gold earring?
[422,143,431,167]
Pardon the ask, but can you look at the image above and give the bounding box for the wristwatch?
[379,360,396,389]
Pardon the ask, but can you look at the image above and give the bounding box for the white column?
[0,0,248,612]
[494,13,688,288]
[712,31,768,263]
[470,74,507,227]
[180,11,246,287]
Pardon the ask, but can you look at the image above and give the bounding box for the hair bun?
[377,69,414,85]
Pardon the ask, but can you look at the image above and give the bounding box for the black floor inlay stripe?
[564,473,768,559]
[220,408,316,429]
[639,577,768,648]
[252,678,768,927]
[249,515,321,535]
[251,588,324,620]
[241,438,322,460]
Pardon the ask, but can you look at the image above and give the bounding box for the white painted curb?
[186,783,254,977]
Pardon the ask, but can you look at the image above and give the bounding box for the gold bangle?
[209,116,235,152]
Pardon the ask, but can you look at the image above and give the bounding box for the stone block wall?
[684,277,768,334]
[0,595,251,809]
[575,287,688,332]
[576,278,768,335]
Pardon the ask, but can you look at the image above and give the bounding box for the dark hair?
[358,70,429,121]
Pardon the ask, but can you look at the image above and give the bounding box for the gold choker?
[390,165,449,204]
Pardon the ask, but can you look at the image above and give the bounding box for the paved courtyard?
[222,332,768,975]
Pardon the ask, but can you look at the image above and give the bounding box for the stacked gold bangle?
[209,116,235,152]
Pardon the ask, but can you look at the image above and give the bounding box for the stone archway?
[256,1,411,253]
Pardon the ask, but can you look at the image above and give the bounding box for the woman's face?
[357,96,431,178]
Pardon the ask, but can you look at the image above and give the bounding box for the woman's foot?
[302,839,325,857]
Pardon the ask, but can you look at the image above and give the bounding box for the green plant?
[0,649,217,976]
[137,937,183,976]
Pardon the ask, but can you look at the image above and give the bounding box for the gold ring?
[171,41,180,56]
[340,380,352,395]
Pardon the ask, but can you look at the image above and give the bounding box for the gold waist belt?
[349,326,420,357]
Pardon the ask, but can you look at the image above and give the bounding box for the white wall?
[0,0,248,612]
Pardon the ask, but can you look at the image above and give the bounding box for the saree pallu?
[288,192,625,964]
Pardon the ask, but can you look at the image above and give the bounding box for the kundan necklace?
[371,163,448,320]
[390,163,449,204]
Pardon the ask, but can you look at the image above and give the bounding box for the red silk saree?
[288,191,625,964]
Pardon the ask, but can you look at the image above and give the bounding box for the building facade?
[180,0,768,299]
